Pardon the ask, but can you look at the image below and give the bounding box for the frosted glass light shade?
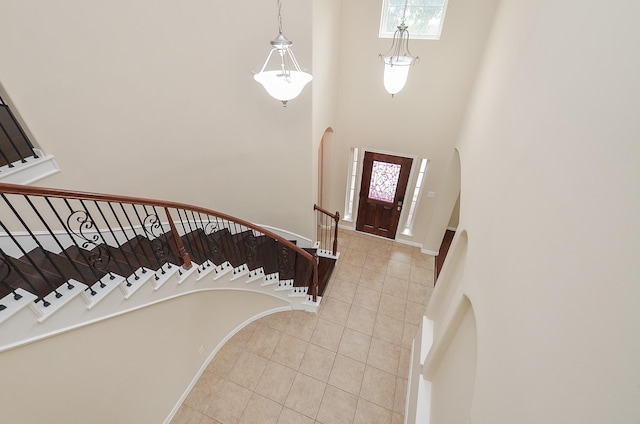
[383,56,413,95]
[254,70,313,103]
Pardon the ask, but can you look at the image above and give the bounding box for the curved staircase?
[0,183,339,351]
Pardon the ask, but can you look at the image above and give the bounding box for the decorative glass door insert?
[368,161,402,203]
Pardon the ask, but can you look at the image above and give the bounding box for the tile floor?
[170,229,435,424]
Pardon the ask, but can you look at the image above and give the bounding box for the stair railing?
[0,182,318,310]
[0,97,39,169]
[313,204,339,256]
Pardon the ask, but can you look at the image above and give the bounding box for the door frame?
[351,148,419,239]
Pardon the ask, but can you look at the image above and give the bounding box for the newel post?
[164,207,192,270]
[312,251,319,302]
[332,211,340,256]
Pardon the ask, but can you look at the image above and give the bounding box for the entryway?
[355,151,413,239]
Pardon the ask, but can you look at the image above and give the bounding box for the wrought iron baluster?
[0,112,26,165]
[0,218,60,303]
[0,249,28,304]
[124,203,163,275]
[1,194,72,290]
[135,204,171,277]
[45,197,115,287]
[0,97,38,159]
[91,200,144,279]
[105,201,147,275]
[24,195,100,286]
[64,198,128,282]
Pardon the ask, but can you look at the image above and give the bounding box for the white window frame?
[402,157,430,236]
[379,0,449,40]
[343,147,361,222]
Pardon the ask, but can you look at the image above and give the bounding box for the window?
[343,147,360,221]
[380,0,449,40]
[402,158,429,235]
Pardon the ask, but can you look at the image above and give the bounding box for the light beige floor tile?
[353,285,381,312]
[349,236,373,253]
[342,248,368,267]
[328,354,366,396]
[393,377,408,414]
[382,275,409,299]
[373,313,404,346]
[410,264,432,285]
[207,345,239,378]
[199,415,222,424]
[404,300,426,326]
[227,351,269,391]
[246,323,282,358]
[346,305,377,336]
[271,333,309,371]
[334,263,363,284]
[299,343,336,382]
[318,297,351,326]
[358,268,385,292]
[338,327,372,363]
[392,412,404,424]
[254,361,297,404]
[317,385,359,424]
[326,279,358,304]
[284,373,327,420]
[402,322,418,349]
[239,393,282,424]
[389,246,413,265]
[368,241,392,259]
[408,282,429,305]
[360,366,397,410]
[310,318,344,351]
[363,254,388,273]
[378,293,407,322]
[353,398,393,424]
[386,259,411,280]
[170,404,205,424]
[261,311,293,332]
[277,407,315,424]
[183,373,225,412]
[368,337,401,375]
[412,252,435,270]
[284,311,318,342]
[398,348,411,379]
[206,380,253,424]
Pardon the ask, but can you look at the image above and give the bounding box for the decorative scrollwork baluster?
[142,212,172,275]
[66,210,113,277]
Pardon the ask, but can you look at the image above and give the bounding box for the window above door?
[379,0,449,40]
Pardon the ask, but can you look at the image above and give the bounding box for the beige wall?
[0,0,315,238]
[330,0,499,249]
[312,0,343,212]
[429,0,640,422]
[0,290,287,423]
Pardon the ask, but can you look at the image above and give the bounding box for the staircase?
[0,183,339,351]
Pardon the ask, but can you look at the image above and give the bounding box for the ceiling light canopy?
[254,0,312,107]
[379,0,418,97]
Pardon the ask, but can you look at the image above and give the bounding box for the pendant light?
[254,0,312,107]
[379,0,418,97]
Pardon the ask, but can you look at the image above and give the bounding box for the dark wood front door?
[355,151,413,239]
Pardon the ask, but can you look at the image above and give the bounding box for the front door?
[355,151,413,239]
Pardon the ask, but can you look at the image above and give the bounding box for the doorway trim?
[350,148,419,240]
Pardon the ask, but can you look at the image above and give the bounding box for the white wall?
[331,0,499,249]
[429,0,640,422]
[0,0,315,238]
[0,290,287,423]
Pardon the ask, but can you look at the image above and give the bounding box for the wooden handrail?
[314,204,340,256]
[0,182,314,264]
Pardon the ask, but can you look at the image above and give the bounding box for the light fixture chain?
[401,0,409,24]
[277,0,283,34]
